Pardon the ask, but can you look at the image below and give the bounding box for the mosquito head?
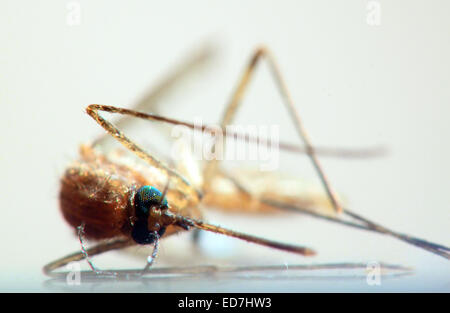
[131,186,169,244]
[134,186,169,215]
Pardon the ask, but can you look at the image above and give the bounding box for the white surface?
[0,1,449,292]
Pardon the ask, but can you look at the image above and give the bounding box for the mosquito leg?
[77,223,122,276]
[216,141,450,260]
[86,104,202,202]
[43,237,135,276]
[77,223,103,275]
[171,215,316,256]
[141,232,161,275]
[342,208,450,259]
[202,47,342,213]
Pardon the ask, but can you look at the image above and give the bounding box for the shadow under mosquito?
[42,263,413,292]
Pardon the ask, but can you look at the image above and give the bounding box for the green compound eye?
[134,186,169,219]
[131,186,169,245]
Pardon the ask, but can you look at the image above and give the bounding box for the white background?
[0,1,449,291]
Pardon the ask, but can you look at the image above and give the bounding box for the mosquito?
[43,46,450,278]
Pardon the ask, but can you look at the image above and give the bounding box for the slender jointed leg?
[141,231,161,275]
[77,223,105,275]
[202,47,342,213]
[43,237,135,276]
[86,104,203,202]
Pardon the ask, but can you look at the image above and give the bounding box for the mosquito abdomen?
[59,162,133,240]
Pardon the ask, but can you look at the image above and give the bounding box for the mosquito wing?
[202,167,342,217]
